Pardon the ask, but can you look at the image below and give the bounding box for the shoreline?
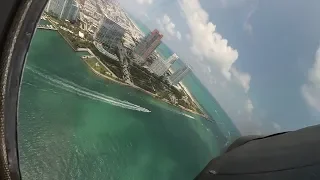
[42,19,207,118]
[83,57,207,118]
[82,57,157,96]
[179,82,207,117]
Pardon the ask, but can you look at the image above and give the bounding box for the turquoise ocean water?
[17,21,240,180]
[132,17,240,139]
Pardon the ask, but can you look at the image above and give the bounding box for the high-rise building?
[167,53,179,65]
[45,0,68,18]
[169,65,191,85]
[149,53,179,76]
[134,29,163,64]
[45,0,79,21]
[149,57,168,76]
[62,0,79,21]
[94,17,126,48]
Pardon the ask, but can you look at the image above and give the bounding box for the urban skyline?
[149,53,179,77]
[134,29,163,65]
[169,65,191,85]
[45,0,193,92]
[45,0,79,21]
[92,10,190,84]
[94,17,126,48]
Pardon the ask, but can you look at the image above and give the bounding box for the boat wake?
[180,113,195,119]
[25,66,151,113]
[165,108,195,119]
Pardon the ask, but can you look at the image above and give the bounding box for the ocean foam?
[181,113,195,119]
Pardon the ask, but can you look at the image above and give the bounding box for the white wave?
[181,113,195,119]
[159,104,195,119]
[25,66,151,113]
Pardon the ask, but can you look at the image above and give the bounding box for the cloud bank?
[179,0,239,80]
[136,0,153,5]
[179,0,261,135]
[302,47,320,112]
[157,14,182,40]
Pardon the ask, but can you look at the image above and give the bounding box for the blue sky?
[117,0,320,135]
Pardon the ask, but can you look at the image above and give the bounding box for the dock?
[37,24,57,31]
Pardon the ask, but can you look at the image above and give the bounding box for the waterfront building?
[134,29,163,64]
[167,53,179,64]
[149,53,179,76]
[94,17,126,48]
[45,0,67,18]
[61,0,79,21]
[169,65,191,85]
[79,13,99,34]
[122,32,135,49]
[93,42,119,61]
[149,57,168,76]
[97,0,144,44]
[45,0,79,21]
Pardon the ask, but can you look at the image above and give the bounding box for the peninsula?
[40,10,207,118]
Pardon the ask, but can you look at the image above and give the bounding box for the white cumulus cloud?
[220,0,256,8]
[243,22,253,34]
[179,0,239,80]
[185,33,191,41]
[176,31,182,40]
[178,0,261,135]
[231,67,251,93]
[243,2,258,35]
[245,99,254,113]
[157,14,182,40]
[302,47,320,112]
[136,0,153,5]
[272,122,281,132]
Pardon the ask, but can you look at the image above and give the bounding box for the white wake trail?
[25,66,151,113]
[181,113,195,119]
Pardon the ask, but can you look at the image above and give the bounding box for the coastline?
[179,82,207,117]
[82,57,157,97]
[42,19,207,118]
[83,57,207,118]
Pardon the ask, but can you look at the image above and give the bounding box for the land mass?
[41,13,208,118]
